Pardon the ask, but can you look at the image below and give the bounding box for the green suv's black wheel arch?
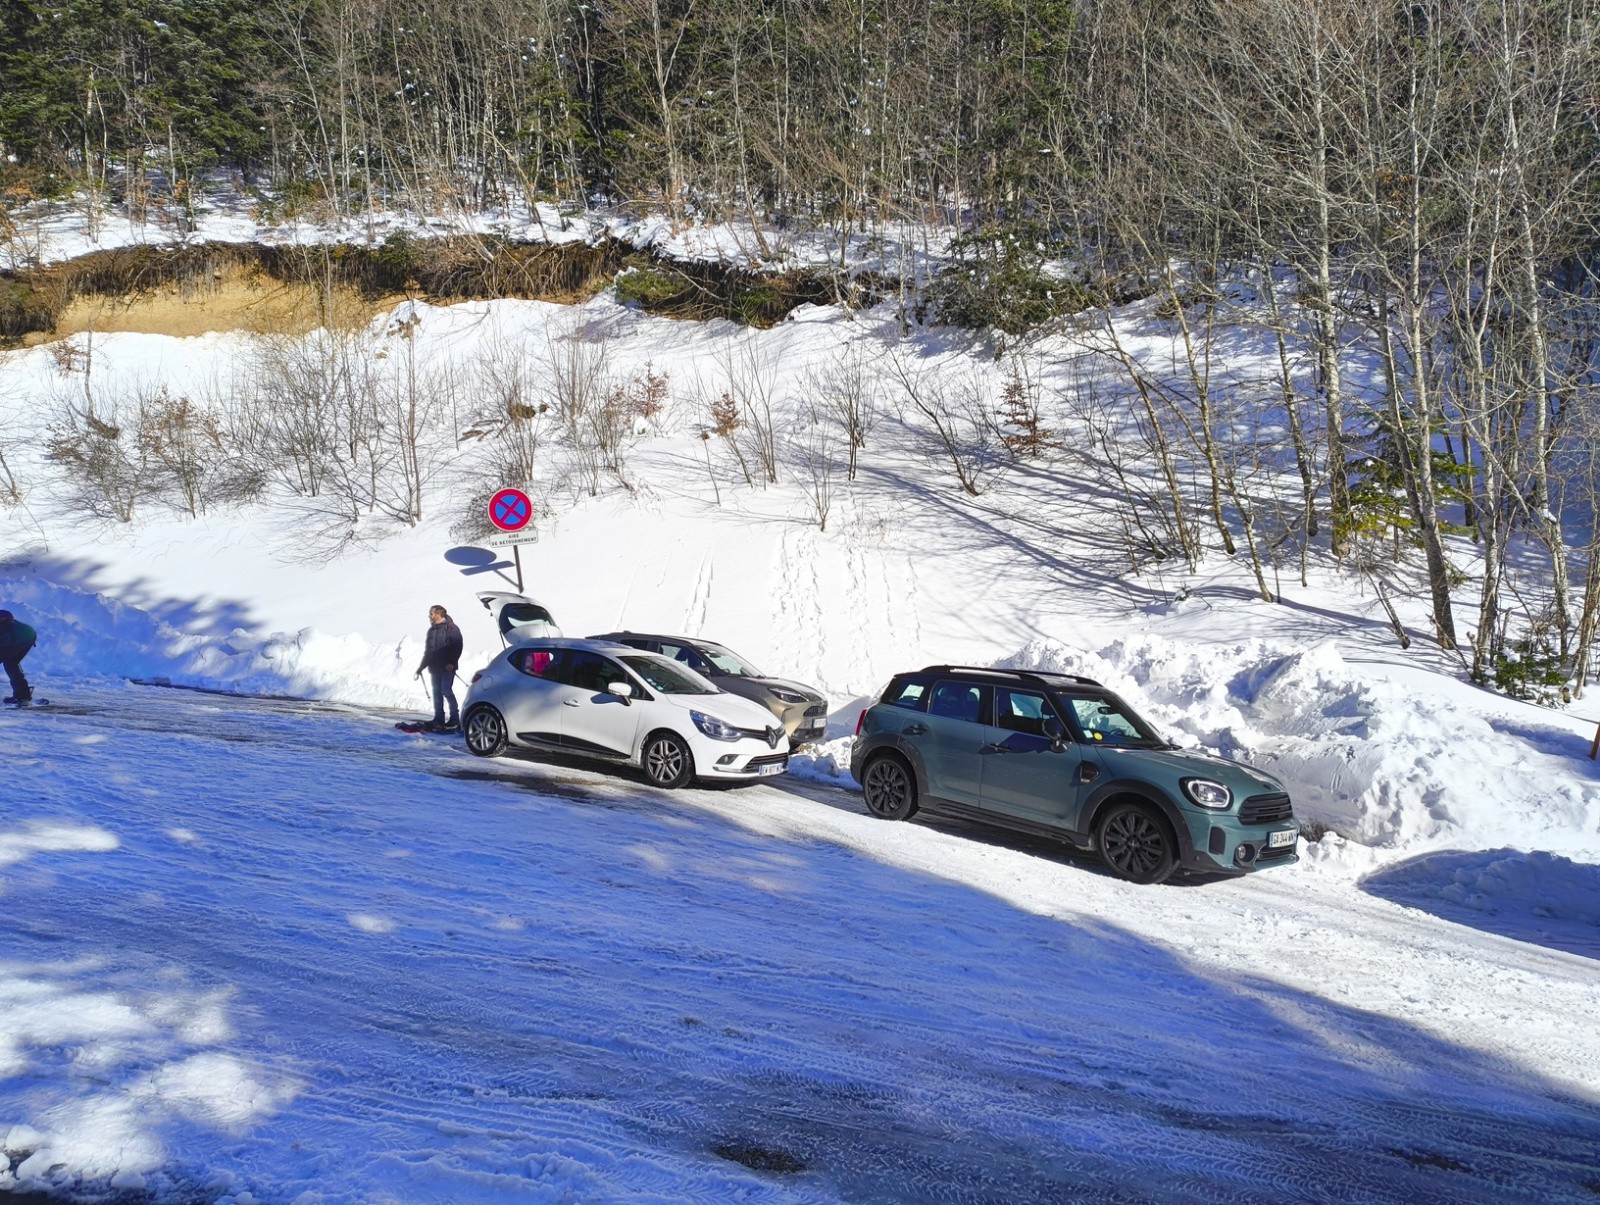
[861,753,918,821]
[464,704,508,757]
[642,730,695,789]
[1097,800,1178,885]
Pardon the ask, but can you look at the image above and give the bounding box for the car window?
[511,648,563,679]
[560,651,627,693]
[995,688,1054,737]
[608,636,655,652]
[882,679,928,710]
[657,641,716,674]
[698,642,764,677]
[1065,696,1160,747]
[621,655,720,695]
[928,681,985,724]
[500,602,556,636]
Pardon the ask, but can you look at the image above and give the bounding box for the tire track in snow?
[687,551,713,633]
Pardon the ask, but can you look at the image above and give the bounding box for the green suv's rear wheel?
[1098,802,1177,884]
[862,755,918,821]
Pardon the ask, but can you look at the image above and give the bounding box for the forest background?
[1,0,1599,700]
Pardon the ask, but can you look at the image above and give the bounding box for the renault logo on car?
[766,726,781,748]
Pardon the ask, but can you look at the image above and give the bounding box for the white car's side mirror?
[607,680,634,700]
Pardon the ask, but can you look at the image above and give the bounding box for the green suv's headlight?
[691,711,743,742]
[1181,778,1232,810]
[768,687,807,705]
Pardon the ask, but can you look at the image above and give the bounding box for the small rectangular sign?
[486,530,537,548]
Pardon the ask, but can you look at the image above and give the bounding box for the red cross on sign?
[488,488,533,533]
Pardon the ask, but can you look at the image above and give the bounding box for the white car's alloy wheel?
[643,732,693,788]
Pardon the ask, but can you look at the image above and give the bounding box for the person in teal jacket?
[0,609,37,706]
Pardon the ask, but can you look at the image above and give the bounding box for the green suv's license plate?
[1268,829,1296,848]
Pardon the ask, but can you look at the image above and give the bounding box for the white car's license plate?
[758,762,786,777]
[1268,829,1296,849]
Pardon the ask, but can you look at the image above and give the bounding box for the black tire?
[642,731,695,789]
[861,754,918,821]
[1097,801,1177,885]
[463,704,508,757]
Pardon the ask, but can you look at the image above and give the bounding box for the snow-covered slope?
[3,293,1595,867]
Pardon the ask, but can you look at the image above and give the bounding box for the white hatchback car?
[461,638,790,788]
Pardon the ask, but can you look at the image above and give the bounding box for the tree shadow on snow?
[8,708,1600,1203]
[0,550,264,641]
[1361,848,1600,961]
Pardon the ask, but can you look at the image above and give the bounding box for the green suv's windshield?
[621,655,720,695]
[1062,695,1165,748]
[698,642,764,677]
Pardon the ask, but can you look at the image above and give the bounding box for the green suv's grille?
[1240,793,1293,824]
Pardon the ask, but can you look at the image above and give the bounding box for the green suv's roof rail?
[916,665,1103,688]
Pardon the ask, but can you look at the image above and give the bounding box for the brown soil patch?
[29,264,400,342]
[3,235,872,346]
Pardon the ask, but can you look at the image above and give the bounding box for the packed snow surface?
[3,686,1600,1203]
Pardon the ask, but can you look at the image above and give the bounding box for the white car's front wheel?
[642,731,695,789]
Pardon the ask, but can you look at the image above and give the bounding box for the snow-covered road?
[3,685,1599,1203]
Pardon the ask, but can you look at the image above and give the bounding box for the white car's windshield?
[699,642,763,677]
[622,655,720,695]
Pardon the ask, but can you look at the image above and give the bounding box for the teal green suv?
[849,665,1299,884]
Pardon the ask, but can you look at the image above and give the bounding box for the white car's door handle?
[563,699,581,707]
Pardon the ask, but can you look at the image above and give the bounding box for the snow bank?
[1362,849,1600,958]
[786,735,859,789]
[0,571,423,707]
[1000,637,1600,860]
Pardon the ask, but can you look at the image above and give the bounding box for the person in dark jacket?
[0,609,38,706]
[414,604,464,730]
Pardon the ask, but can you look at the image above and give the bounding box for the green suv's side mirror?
[1042,717,1068,752]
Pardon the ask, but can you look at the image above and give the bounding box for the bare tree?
[888,349,1002,497]
[543,317,614,496]
[724,336,782,485]
[45,381,161,523]
[792,403,839,531]
[805,339,880,481]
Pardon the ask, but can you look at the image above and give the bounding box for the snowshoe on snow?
[4,698,45,708]
[395,719,452,734]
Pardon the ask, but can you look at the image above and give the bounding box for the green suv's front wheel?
[1098,802,1177,885]
[862,755,918,821]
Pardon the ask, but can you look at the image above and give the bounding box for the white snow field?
[3,283,1600,1201]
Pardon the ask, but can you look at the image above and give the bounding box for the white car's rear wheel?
[642,731,694,789]
[464,705,508,757]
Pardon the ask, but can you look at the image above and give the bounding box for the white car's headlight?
[1181,778,1232,810]
[768,687,807,705]
[691,711,743,742]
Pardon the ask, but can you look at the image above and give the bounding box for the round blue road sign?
[488,487,533,532]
